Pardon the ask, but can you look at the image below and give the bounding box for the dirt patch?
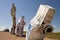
[0,32,26,40]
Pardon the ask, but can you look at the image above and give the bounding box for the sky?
[0,0,60,32]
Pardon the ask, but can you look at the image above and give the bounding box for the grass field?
[45,32,60,40]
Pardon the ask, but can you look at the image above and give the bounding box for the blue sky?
[0,0,60,32]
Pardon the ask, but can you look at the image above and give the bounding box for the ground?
[0,32,59,40]
[0,32,26,40]
[44,32,60,40]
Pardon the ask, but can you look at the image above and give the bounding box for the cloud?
[0,25,26,32]
[0,25,12,31]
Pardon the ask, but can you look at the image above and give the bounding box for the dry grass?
[45,32,60,40]
[0,32,26,40]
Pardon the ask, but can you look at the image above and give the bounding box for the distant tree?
[3,29,9,32]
